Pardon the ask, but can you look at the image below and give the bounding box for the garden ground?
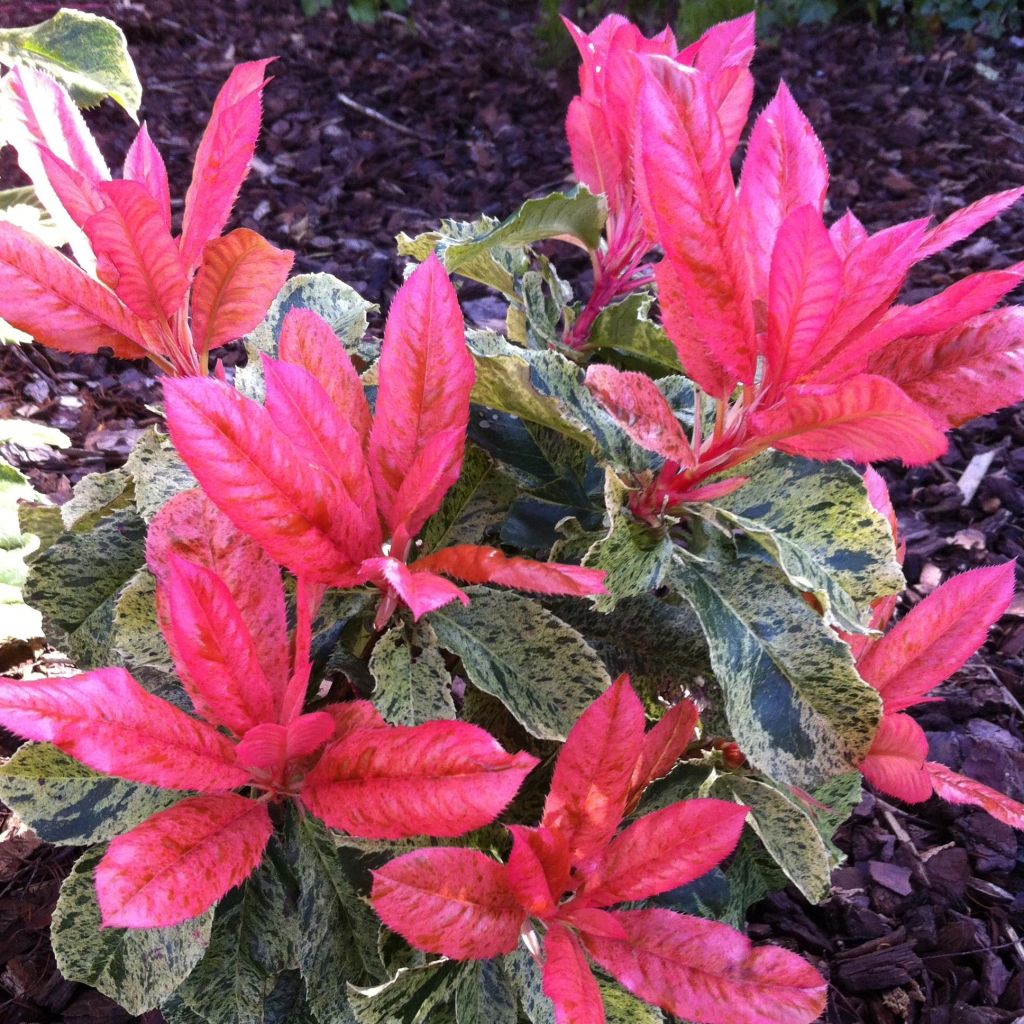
[0,1,1023,1021]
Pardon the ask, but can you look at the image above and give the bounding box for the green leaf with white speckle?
[454,959,517,1024]
[125,428,196,522]
[369,620,454,726]
[586,291,681,375]
[348,960,460,1024]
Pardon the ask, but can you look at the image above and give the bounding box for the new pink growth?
[372,676,827,1024]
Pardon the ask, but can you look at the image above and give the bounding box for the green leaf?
[421,445,517,553]
[52,847,213,1015]
[162,996,209,1024]
[0,742,183,845]
[599,980,664,1023]
[585,292,682,375]
[710,451,903,632]
[177,846,300,1024]
[0,186,68,250]
[812,770,863,862]
[0,10,142,117]
[292,815,384,1024]
[61,467,132,531]
[455,959,518,1024]
[669,549,881,790]
[369,620,454,726]
[24,509,147,666]
[125,427,196,521]
[348,960,460,1024]
[504,946,553,1024]
[711,775,832,904]
[0,457,46,643]
[720,831,790,926]
[429,587,610,741]
[239,273,375,400]
[635,761,718,815]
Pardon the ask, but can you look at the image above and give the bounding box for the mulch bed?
[1,2,1023,1021]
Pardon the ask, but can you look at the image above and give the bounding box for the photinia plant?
[0,58,292,374]
[372,675,827,1024]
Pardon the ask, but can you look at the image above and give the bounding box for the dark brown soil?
[1,3,1023,1021]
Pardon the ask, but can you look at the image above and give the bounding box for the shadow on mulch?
[0,2,1023,1021]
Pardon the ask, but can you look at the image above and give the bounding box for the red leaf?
[261,355,381,561]
[635,61,756,388]
[627,699,699,803]
[582,909,827,1024]
[918,187,1024,261]
[387,427,467,546]
[164,378,360,584]
[926,762,1024,830]
[859,713,933,804]
[191,228,293,355]
[0,667,248,792]
[585,364,695,466]
[147,489,290,700]
[301,721,537,839]
[737,81,828,300]
[542,675,645,870]
[279,308,372,445]
[162,554,278,736]
[371,848,523,959]
[751,374,947,465]
[580,799,748,906]
[764,205,842,390]
[566,95,624,204]
[0,222,148,358]
[358,557,468,620]
[857,563,1014,713]
[96,794,272,928]
[320,699,387,739]
[543,924,605,1024]
[368,254,473,533]
[865,308,1024,428]
[123,123,171,230]
[412,545,607,598]
[507,825,572,918]
[179,60,273,272]
[235,712,333,777]
[85,179,189,322]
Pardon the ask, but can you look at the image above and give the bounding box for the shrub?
[0,7,1023,1023]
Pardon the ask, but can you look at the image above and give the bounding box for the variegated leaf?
[348,960,461,1024]
[369,620,454,726]
[454,959,518,1024]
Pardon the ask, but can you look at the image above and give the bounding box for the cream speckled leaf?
[711,452,903,632]
[711,775,831,904]
[348,960,460,1024]
[454,959,518,1024]
[292,814,383,1024]
[587,291,682,375]
[176,847,299,1024]
[52,847,213,1015]
[430,587,610,741]
[504,946,554,1024]
[125,428,196,522]
[599,980,665,1023]
[669,550,881,790]
[0,742,182,845]
[369,620,454,726]
[60,467,132,531]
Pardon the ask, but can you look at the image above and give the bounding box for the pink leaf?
[387,427,467,545]
[235,712,333,777]
[860,713,933,804]
[857,563,1014,713]
[0,667,248,792]
[507,825,571,918]
[190,228,294,355]
[320,699,387,739]
[123,123,171,230]
[85,180,189,321]
[412,545,607,598]
[580,799,748,906]
[581,909,827,1024]
[636,61,756,388]
[926,762,1024,830]
[585,364,695,465]
[862,466,897,538]
[566,95,623,203]
[918,187,1024,261]
[368,254,473,533]
[0,221,149,358]
[865,308,1024,428]
[147,489,290,699]
[828,210,868,260]
[542,674,645,870]
[543,924,605,1024]
[96,794,272,928]
[35,147,105,234]
[737,81,829,300]
[358,557,468,620]
[179,60,274,271]
[164,378,360,584]
[301,721,537,839]
[764,205,842,391]
[627,698,699,803]
[279,308,372,445]
[751,374,948,465]
[261,355,380,561]
[162,554,278,736]
[371,848,523,959]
